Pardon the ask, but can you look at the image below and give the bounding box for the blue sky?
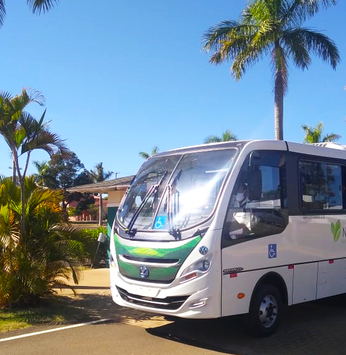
[0,0,345,178]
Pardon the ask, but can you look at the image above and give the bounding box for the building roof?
[67,175,134,194]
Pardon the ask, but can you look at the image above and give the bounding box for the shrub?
[76,227,109,267]
[0,177,85,308]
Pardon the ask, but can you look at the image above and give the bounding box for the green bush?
[0,177,84,308]
[76,227,109,267]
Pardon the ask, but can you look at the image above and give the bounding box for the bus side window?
[299,160,343,211]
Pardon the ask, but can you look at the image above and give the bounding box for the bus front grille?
[116,286,189,310]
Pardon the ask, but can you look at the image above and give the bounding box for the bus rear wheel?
[248,283,282,336]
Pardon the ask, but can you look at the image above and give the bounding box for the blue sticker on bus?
[154,216,167,229]
[268,244,277,259]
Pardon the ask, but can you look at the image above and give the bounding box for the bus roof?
[151,140,346,160]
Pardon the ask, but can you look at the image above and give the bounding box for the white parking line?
[0,318,110,343]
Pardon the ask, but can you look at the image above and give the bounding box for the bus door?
[221,150,289,316]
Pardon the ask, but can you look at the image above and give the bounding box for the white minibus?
[110,140,346,335]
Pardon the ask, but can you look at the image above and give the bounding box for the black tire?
[248,283,282,336]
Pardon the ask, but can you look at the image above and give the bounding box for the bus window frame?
[298,156,346,214]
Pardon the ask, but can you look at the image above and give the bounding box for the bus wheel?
[248,283,282,336]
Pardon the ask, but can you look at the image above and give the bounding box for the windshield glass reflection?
[117,149,237,236]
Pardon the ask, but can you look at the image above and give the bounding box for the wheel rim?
[258,294,278,329]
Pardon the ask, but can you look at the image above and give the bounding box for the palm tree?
[204,129,237,143]
[32,160,50,185]
[89,162,113,184]
[139,146,159,159]
[202,0,339,141]
[89,162,113,226]
[0,88,67,235]
[302,121,341,143]
[0,0,59,27]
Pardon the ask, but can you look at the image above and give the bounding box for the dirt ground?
[54,268,172,329]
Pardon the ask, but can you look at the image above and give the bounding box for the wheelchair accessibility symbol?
[268,244,277,259]
[154,216,167,230]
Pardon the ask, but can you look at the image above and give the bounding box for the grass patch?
[0,296,91,333]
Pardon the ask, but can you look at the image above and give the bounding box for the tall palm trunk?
[274,70,284,141]
[12,159,16,183]
[12,148,26,237]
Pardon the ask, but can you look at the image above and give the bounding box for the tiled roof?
[67,175,134,193]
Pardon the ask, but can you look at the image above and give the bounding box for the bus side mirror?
[248,167,262,201]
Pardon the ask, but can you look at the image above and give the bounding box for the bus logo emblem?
[139,266,149,278]
[331,220,341,242]
[199,246,209,255]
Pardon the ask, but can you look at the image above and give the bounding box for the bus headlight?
[179,256,212,284]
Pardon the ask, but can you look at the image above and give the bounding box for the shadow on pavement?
[53,293,167,327]
[3,291,346,355]
[146,294,346,355]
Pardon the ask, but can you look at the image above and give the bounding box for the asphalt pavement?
[3,268,346,354]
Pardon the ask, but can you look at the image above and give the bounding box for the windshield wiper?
[126,171,167,237]
[167,170,182,240]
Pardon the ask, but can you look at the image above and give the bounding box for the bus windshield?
[117,148,237,235]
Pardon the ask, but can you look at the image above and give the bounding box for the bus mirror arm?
[169,228,181,240]
[191,227,209,238]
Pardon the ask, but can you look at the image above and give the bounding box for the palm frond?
[322,133,341,142]
[139,151,149,159]
[26,0,60,14]
[202,20,241,52]
[283,27,339,69]
[0,0,5,27]
[89,162,113,183]
[231,43,268,80]
[283,0,337,25]
[139,147,159,159]
[18,112,67,157]
[282,29,311,69]
[151,146,159,156]
[204,129,237,143]
[204,135,222,144]
[10,88,45,114]
[302,121,339,143]
[243,0,271,24]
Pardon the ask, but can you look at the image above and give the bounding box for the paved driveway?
[147,297,346,355]
[7,268,346,355]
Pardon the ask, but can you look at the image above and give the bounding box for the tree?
[302,121,341,143]
[0,0,59,28]
[204,129,237,143]
[32,160,50,185]
[89,162,113,226]
[35,151,92,215]
[89,162,113,184]
[39,151,85,190]
[139,146,159,159]
[0,88,67,235]
[202,0,339,141]
[0,176,83,307]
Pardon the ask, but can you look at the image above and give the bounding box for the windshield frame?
[116,145,240,237]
